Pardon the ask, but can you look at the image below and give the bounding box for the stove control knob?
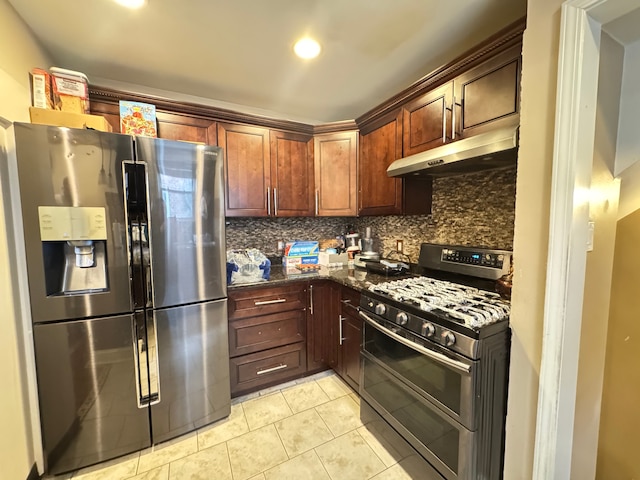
[374,303,387,316]
[396,312,408,325]
[421,322,435,337]
[441,330,456,347]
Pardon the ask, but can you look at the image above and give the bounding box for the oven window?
[362,357,460,474]
[363,322,467,415]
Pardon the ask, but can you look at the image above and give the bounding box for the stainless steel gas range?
[359,243,512,480]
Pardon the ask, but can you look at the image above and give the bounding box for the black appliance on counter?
[6,123,230,475]
[359,243,512,480]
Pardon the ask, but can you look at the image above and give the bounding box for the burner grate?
[369,276,510,328]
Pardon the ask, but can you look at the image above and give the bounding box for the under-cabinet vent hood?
[387,125,519,177]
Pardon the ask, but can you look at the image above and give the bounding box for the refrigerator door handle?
[145,310,161,406]
[132,312,149,408]
[132,312,161,408]
[138,161,155,309]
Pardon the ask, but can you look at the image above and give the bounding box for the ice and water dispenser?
[38,206,109,295]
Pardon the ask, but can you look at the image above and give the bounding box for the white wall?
[0,0,51,478]
[503,1,562,478]
[570,31,624,480]
[614,39,640,218]
[614,38,640,176]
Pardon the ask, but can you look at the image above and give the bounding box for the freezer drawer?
[150,298,231,444]
[33,314,151,475]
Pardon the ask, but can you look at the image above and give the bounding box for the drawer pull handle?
[257,364,288,375]
[254,298,287,306]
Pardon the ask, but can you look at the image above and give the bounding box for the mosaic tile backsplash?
[225,167,517,262]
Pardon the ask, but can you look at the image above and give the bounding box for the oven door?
[359,310,478,430]
[361,355,475,480]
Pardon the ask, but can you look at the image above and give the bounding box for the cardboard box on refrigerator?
[29,107,113,132]
[50,67,90,114]
[30,68,53,109]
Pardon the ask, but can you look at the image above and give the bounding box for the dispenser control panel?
[38,206,107,241]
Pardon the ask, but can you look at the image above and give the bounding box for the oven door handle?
[359,311,472,374]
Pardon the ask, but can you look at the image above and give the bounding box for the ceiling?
[9,0,527,124]
[603,6,640,45]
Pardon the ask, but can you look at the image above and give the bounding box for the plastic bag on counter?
[226,248,271,285]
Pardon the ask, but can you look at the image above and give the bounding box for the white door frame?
[533,0,639,478]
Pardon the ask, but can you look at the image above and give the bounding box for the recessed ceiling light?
[294,38,321,59]
[114,0,146,9]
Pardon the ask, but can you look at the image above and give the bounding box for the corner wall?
[0,0,51,478]
[570,31,623,480]
[503,1,563,477]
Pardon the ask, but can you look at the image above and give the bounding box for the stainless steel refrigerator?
[10,123,230,475]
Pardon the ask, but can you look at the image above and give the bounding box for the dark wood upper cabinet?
[314,131,358,216]
[454,43,521,139]
[269,130,315,217]
[402,82,453,157]
[358,111,403,216]
[218,122,271,217]
[156,112,217,145]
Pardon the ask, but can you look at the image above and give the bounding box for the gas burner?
[369,276,510,329]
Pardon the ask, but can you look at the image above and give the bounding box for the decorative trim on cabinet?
[355,17,525,128]
[89,86,314,135]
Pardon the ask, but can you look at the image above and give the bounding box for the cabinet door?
[218,123,271,217]
[339,287,362,391]
[270,130,314,216]
[358,111,403,215]
[307,281,332,372]
[403,82,453,156]
[314,131,358,216]
[342,310,362,391]
[156,112,217,144]
[453,44,521,139]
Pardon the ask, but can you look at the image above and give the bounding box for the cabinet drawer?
[229,310,306,357]
[228,284,307,320]
[230,342,306,396]
[341,287,361,315]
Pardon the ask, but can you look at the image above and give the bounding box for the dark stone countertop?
[227,265,413,293]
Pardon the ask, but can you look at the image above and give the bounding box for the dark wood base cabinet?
[306,281,339,373]
[228,284,308,397]
[230,343,306,397]
[337,286,362,391]
[229,281,363,398]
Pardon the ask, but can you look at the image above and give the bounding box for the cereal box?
[119,101,157,137]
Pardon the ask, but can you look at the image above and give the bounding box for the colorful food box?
[50,67,89,114]
[119,101,157,137]
[282,255,319,267]
[283,241,319,257]
[30,68,53,109]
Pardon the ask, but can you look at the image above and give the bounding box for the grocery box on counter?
[283,241,319,268]
[318,251,348,266]
[282,255,319,267]
[284,241,319,257]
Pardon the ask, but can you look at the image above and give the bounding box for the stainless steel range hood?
[387,125,519,177]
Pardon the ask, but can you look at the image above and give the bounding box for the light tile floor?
[48,371,434,480]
